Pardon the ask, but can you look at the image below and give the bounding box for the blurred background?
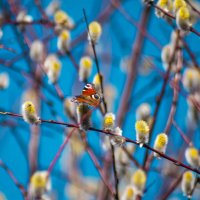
[0,0,200,199]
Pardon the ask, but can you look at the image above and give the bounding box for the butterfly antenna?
[82,9,107,113]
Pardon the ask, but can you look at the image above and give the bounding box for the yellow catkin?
[182,68,200,92]
[79,56,93,81]
[103,113,115,131]
[89,22,102,35]
[132,169,146,194]
[22,101,40,124]
[173,0,186,12]
[183,171,193,182]
[126,187,134,198]
[188,147,198,159]
[135,120,149,146]
[178,6,190,20]
[88,21,102,42]
[93,74,101,85]
[185,147,199,167]
[47,59,61,84]
[159,0,168,7]
[30,172,47,189]
[104,116,114,126]
[93,73,103,93]
[135,120,149,135]
[80,57,92,69]
[132,170,146,185]
[52,61,61,72]
[23,101,35,114]
[154,133,168,149]
[59,30,70,41]
[54,10,68,24]
[154,133,168,157]
[57,30,71,53]
[181,170,195,197]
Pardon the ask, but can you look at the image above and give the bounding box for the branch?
[117,4,152,127]
[143,30,180,168]
[1,111,200,175]
[148,1,200,37]
[0,160,28,200]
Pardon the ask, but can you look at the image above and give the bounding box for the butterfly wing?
[82,83,97,96]
[72,95,92,104]
[72,94,101,107]
[72,83,101,107]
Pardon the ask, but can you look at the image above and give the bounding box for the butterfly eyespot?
[85,84,92,89]
[92,94,100,100]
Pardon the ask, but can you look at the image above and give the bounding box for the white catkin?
[176,17,191,31]
[185,147,199,167]
[110,127,125,146]
[77,104,91,131]
[181,172,195,198]
[47,68,60,84]
[0,73,9,89]
[28,171,51,199]
[136,103,151,121]
[22,102,40,124]
[16,11,33,31]
[57,38,70,53]
[22,110,40,124]
[45,0,60,16]
[30,40,45,62]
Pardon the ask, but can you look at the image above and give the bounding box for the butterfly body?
[72,83,101,107]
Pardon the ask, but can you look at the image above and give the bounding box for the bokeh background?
[0,0,200,199]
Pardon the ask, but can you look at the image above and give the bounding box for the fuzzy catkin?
[76,103,91,131]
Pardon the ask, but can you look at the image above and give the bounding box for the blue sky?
[0,0,200,199]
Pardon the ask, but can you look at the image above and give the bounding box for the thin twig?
[147,1,200,38]
[159,172,183,200]
[0,160,28,200]
[143,30,180,168]
[117,4,152,127]
[82,8,107,114]
[1,111,200,175]
[172,120,192,146]
[185,0,200,17]
[164,34,183,135]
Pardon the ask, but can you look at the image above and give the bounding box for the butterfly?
[72,83,102,107]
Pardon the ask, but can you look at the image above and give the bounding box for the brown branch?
[148,1,200,38]
[122,146,141,168]
[185,0,200,17]
[110,144,119,200]
[164,35,183,135]
[111,0,162,50]
[117,4,152,127]
[172,120,192,146]
[159,172,183,200]
[3,19,55,27]
[182,40,200,71]
[1,111,200,175]
[143,30,180,168]
[34,0,48,20]
[0,160,28,200]
[71,0,122,49]
[83,8,107,114]
[82,136,115,197]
